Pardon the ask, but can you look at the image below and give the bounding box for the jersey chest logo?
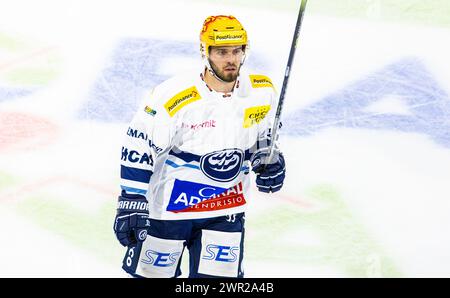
[200,148,244,182]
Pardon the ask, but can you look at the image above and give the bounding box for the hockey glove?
[251,148,286,193]
[113,195,150,247]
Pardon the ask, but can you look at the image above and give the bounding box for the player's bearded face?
[209,46,244,82]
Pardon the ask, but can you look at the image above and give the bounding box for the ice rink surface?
[1,0,450,277]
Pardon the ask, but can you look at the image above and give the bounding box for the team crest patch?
[243,105,271,128]
[200,148,244,182]
[164,86,201,117]
[249,75,273,88]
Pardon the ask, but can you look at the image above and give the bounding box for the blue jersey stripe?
[121,165,153,183]
[165,159,249,172]
[168,149,201,163]
[165,159,200,169]
[170,147,256,163]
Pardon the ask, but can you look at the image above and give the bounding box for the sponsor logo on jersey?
[127,127,163,153]
[181,119,216,130]
[121,146,153,166]
[243,105,271,128]
[200,148,244,182]
[214,30,246,44]
[140,250,181,267]
[249,75,273,88]
[164,86,201,117]
[202,245,239,262]
[167,179,246,213]
[144,105,157,116]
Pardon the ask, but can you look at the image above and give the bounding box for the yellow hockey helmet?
[200,15,248,59]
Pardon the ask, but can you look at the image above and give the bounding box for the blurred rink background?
[1,0,450,277]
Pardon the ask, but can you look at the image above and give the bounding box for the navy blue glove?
[251,149,286,193]
[113,194,151,247]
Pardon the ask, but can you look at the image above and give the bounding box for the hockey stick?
[265,0,308,165]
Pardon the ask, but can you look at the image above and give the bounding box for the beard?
[209,60,241,82]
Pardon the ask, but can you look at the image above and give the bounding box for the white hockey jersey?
[119,67,278,220]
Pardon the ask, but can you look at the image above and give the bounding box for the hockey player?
[113,15,286,278]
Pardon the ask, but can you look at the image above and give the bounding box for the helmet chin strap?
[205,58,228,83]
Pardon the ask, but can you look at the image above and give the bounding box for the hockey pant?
[122,212,245,278]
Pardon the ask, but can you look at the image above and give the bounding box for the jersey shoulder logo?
[249,74,273,88]
[243,105,271,128]
[164,86,202,117]
[144,105,157,116]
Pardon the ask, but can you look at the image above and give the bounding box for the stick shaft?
[266,0,308,163]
